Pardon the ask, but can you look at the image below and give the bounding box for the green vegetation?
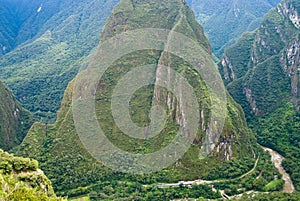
[0,80,33,150]
[66,149,282,200]
[252,103,300,190]
[233,192,300,200]
[0,0,118,122]
[208,150,282,196]
[186,0,281,57]
[218,0,300,191]
[0,0,18,56]
[1,0,296,200]
[15,0,260,199]
[204,157,255,180]
[74,182,222,201]
[0,149,64,200]
[0,0,282,121]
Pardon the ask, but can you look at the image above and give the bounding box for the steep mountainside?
[0,81,33,151]
[186,0,281,57]
[218,0,300,190]
[0,0,48,56]
[0,0,281,122]
[0,0,118,122]
[0,149,64,200]
[16,0,262,199]
[0,0,18,56]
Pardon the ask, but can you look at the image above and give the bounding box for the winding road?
[157,146,295,197]
[157,156,260,188]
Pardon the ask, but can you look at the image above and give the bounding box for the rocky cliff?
[219,0,299,114]
[218,0,300,190]
[186,0,281,57]
[17,0,257,195]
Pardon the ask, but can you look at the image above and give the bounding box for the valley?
[70,146,294,200]
[219,0,300,191]
[156,146,294,197]
[0,0,299,200]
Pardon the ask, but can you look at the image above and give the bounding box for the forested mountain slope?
[218,0,300,190]
[186,0,281,57]
[0,0,19,56]
[0,0,281,123]
[0,0,54,56]
[0,81,32,150]
[0,0,118,122]
[16,0,261,199]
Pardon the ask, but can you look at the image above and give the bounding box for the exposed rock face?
[281,40,300,104]
[221,55,236,81]
[219,0,299,114]
[278,0,300,28]
[17,0,257,194]
[218,0,300,189]
[244,88,262,115]
[185,0,281,57]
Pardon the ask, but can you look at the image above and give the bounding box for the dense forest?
[0,0,299,200]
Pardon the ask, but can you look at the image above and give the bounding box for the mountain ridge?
[16,0,260,198]
[186,0,281,57]
[218,0,300,190]
[0,0,118,122]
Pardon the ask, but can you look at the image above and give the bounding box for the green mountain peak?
[16,0,260,198]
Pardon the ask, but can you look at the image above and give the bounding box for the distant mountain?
[0,0,18,55]
[0,0,281,123]
[0,0,118,122]
[0,0,43,56]
[218,0,300,190]
[0,80,32,150]
[0,149,64,200]
[186,0,281,57]
[16,0,263,198]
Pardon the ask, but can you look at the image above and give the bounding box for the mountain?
[0,149,64,200]
[0,0,18,56]
[14,0,285,199]
[0,0,281,123]
[218,0,300,190]
[0,0,118,122]
[186,0,281,57]
[0,0,53,56]
[0,80,33,150]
